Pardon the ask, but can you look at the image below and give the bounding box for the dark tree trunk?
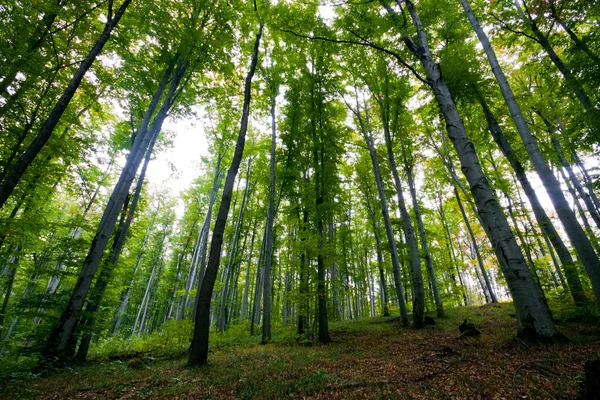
[0,0,132,210]
[40,55,185,364]
[188,24,263,367]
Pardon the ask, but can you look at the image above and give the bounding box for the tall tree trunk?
[461,0,600,308]
[188,24,262,367]
[365,197,390,317]
[454,187,497,303]
[297,209,309,335]
[241,219,258,320]
[0,0,132,210]
[542,116,600,230]
[218,160,252,331]
[396,0,559,340]
[405,161,444,316]
[438,198,468,306]
[111,208,157,334]
[350,92,411,326]
[75,131,157,361]
[262,89,278,342]
[40,57,185,363]
[512,0,594,111]
[479,98,587,306]
[549,3,600,64]
[572,151,600,214]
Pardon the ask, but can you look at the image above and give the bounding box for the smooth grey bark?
[188,24,262,367]
[241,219,258,320]
[405,160,444,316]
[462,0,599,306]
[558,166,600,254]
[178,156,221,322]
[454,187,497,303]
[365,193,390,317]
[572,151,600,215]
[348,91,411,326]
[479,98,587,306]
[240,220,258,318]
[262,89,278,342]
[40,57,185,362]
[396,0,558,339]
[0,0,132,210]
[544,118,600,230]
[133,225,168,337]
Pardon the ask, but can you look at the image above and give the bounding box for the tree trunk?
[40,56,184,363]
[351,93,410,326]
[218,160,252,331]
[454,187,497,303]
[188,25,262,367]
[479,98,587,306]
[262,89,278,342]
[398,0,558,340]
[111,208,157,334]
[512,0,594,111]
[461,0,600,308]
[75,130,157,361]
[0,0,132,210]
[405,162,444,316]
[438,197,468,306]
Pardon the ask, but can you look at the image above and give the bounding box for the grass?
[1,302,599,399]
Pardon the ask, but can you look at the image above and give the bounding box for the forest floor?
[1,302,600,399]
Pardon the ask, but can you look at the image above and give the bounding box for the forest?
[0,0,600,398]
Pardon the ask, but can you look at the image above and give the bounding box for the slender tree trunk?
[405,162,444,316]
[0,0,132,210]
[298,209,309,335]
[111,209,157,334]
[461,0,600,308]
[40,57,185,363]
[396,0,558,339]
[572,151,600,214]
[438,198,468,306]
[75,131,157,361]
[218,160,252,331]
[543,118,600,230]
[262,90,278,342]
[365,194,390,317]
[241,219,258,320]
[549,4,600,64]
[188,25,262,366]
[512,0,594,111]
[453,187,497,303]
[479,98,587,306]
[350,93,411,326]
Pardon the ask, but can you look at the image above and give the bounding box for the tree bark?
[479,98,587,306]
[40,56,184,364]
[397,0,559,340]
[74,129,158,361]
[512,0,594,111]
[350,91,411,326]
[0,0,132,210]
[188,24,263,367]
[405,161,444,316]
[462,1,600,305]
